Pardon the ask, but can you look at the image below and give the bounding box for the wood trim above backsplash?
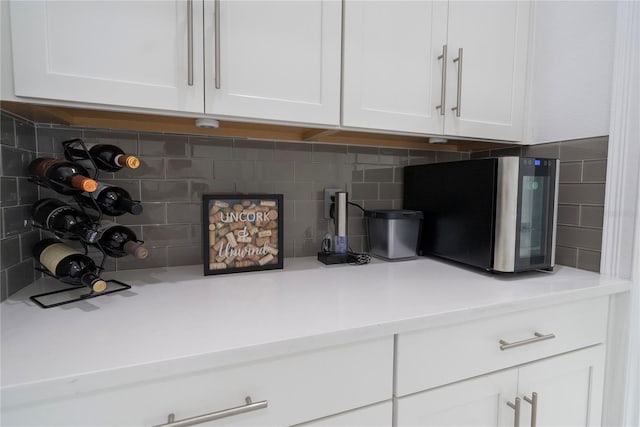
[0,101,517,153]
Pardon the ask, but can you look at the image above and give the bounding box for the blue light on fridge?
[535,159,541,166]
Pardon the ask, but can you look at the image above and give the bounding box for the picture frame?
[202,194,284,276]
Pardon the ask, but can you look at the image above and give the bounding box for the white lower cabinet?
[1,337,393,427]
[294,401,392,427]
[397,346,605,427]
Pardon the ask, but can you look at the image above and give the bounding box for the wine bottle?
[32,198,99,244]
[33,239,107,292]
[65,142,140,172]
[97,223,148,259]
[77,182,143,216]
[28,158,98,195]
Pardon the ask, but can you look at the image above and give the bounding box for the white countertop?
[0,257,631,393]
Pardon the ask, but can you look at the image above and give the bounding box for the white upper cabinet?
[9,0,204,113]
[342,1,447,134]
[203,0,342,125]
[342,0,530,141]
[444,1,530,141]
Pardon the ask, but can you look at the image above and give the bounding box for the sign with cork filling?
[202,194,284,275]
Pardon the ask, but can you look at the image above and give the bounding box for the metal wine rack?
[28,138,141,309]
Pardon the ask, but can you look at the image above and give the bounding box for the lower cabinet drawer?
[294,401,392,427]
[2,337,393,426]
[396,297,608,396]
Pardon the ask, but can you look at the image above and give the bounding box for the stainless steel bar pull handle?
[524,392,538,427]
[435,44,447,115]
[499,332,556,351]
[214,0,221,89]
[451,47,463,117]
[187,0,194,86]
[507,397,521,427]
[153,396,268,427]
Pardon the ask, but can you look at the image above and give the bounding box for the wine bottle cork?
[123,241,149,259]
[117,155,141,169]
[92,280,108,293]
[70,175,98,192]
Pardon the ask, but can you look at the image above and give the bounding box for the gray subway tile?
[559,162,582,183]
[167,245,201,267]
[348,217,366,236]
[380,183,403,199]
[351,183,378,200]
[2,146,34,177]
[1,270,7,301]
[139,134,188,157]
[470,150,492,160]
[556,225,603,251]
[141,181,189,202]
[261,161,294,181]
[522,142,561,159]
[116,203,166,225]
[557,204,580,225]
[294,200,323,220]
[274,141,313,162]
[352,169,364,182]
[555,245,578,267]
[83,129,139,155]
[15,120,36,152]
[6,259,35,296]
[35,127,83,155]
[295,162,350,182]
[582,160,607,183]
[191,180,235,201]
[166,158,213,179]
[489,146,522,157]
[312,144,348,164]
[577,249,601,272]
[294,238,321,257]
[167,203,201,224]
[379,148,409,166]
[142,224,191,246]
[191,136,234,159]
[272,182,313,201]
[1,236,21,269]
[394,167,404,183]
[558,183,606,205]
[3,205,30,237]
[362,200,394,210]
[560,137,608,161]
[233,139,275,161]
[101,179,141,201]
[20,230,41,261]
[1,113,15,146]
[17,178,38,205]
[580,205,604,228]
[364,167,394,183]
[347,146,379,164]
[214,160,256,181]
[435,151,464,163]
[233,180,275,194]
[1,177,18,207]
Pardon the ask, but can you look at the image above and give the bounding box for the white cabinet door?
[204,0,341,126]
[397,370,519,427]
[9,0,204,113]
[295,401,392,427]
[518,346,605,426]
[444,0,530,141]
[342,1,447,134]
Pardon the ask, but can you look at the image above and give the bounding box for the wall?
[472,136,608,272]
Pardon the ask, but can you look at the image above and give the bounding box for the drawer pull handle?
[507,397,521,427]
[524,392,538,427]
[154,396,268,427]
[499,332,556,351]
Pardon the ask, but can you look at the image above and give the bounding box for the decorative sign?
[203,194,283,275]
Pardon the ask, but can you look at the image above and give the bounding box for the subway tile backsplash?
[0,109,609,300]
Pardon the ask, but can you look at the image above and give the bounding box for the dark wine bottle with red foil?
[28,158,98,195]
[32,198,99,244]
[65,142,141,172]
[97,223,148,259]
[77,182,143,216]
[33,239,107,292]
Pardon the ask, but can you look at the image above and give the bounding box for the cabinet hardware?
[153,396,268,427]
[524,392,538,427]
[451,48,463,117]
[214,0,221,89]
[187,0,194,86]
[499,332,556,350]
[435,44,447,115]
[507,397,521,427]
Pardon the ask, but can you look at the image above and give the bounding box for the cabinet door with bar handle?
[9,0,204,113]
[517,345,605,427]
[444,0,530,141]
[203,0,341,126]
